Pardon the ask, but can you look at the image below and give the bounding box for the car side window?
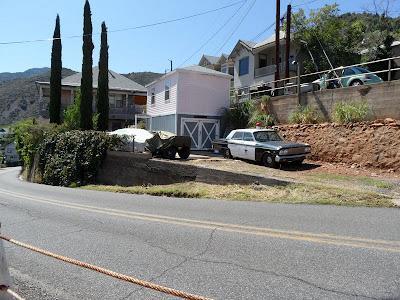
[343,68,355,76]
[243,132,254,141]
[232,132,244,140]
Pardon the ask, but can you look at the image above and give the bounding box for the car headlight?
[279,149,289,155]
[305,147,311,153]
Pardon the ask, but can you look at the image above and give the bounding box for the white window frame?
[164,80,170,103]
[150,88,155,106]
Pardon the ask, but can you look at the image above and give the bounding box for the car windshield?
[253,131,282,142]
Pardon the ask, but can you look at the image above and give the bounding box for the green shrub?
[12,119,64,169]
[332,101,370,124]
[63,91,81,130]
[38,130,121,187]
[248,96,275,127]
[221,100,253,132]
[289,105,321,124]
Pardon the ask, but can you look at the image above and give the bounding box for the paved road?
[0,167,399,299]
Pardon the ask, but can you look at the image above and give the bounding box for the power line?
[292,0,323,8]
[0,1,246,46]
[214,0,257,55]
[178,0,249,67]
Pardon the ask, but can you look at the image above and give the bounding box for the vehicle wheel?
[164,147,177,159]
[262,153,277,168]
[350,80,363,86]
[223,148,232,159]
[178,147,190,159]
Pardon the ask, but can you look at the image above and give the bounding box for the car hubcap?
[267,157,272,164]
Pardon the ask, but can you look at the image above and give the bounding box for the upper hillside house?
[146,65,232,150]
[37,67,147,130]
[229,31,298,98]
[199,54,234,77]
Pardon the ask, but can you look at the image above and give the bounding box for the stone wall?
[269,80,400,123]
[277,119,400,171]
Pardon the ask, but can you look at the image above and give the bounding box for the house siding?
[147,73,178,117]
[177,72,230,116]
[233,48,255,89]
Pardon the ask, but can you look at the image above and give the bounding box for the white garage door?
[181,118,220,150]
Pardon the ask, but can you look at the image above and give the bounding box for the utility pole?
[285,4,291,80]
[274,0,281,88]
[168,59,173,72]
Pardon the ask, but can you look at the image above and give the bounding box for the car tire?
[164,147,177,159]
[350,79,363,86]
[262,153,277,168]
[178,147,190,159]
[223,148,233,159]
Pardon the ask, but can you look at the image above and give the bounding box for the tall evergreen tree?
[80,0,94,130]
[96,22,109,131]
[49,14,62,124]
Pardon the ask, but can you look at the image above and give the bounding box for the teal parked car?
[313,66,383,90]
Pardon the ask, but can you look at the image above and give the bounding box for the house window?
[42,88,50,97]
[109,94,126,108]
[259,54,267,68]
[150,88,155,105]
[221,63,228,74]
[239,56,249,76]
[165,81,170,102]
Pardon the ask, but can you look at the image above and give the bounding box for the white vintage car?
[212,129,311,168]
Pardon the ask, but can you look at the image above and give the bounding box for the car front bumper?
[275,153,309,163]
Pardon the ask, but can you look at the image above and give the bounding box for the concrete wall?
[269,80,400,123]
[96,151,287,187]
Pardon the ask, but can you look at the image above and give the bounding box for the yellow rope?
[0,235,212,300]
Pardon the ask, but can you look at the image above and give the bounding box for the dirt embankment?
[277,119,400,171]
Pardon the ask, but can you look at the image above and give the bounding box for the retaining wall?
[277,120,400,171]
[96,151,288,187]
[270,80,400,123]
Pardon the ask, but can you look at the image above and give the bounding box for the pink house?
[146,65,232,150]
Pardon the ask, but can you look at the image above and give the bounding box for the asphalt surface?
[0,167,399,300]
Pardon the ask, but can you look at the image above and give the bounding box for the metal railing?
[231,55,400,103]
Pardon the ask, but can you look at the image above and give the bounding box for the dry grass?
[83,182,395,208]
[308,173,395,190]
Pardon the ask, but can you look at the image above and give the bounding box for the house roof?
[228,31,287,59]
[145,65,232,87]
[37,67,146,92]
[254,31,286,48]
[200,55,220,65]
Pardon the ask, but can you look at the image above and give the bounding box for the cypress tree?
[80,0,94,130]
[49,14,62,124]
[96,22,109,131]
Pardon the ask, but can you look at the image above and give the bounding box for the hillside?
[123,71,163,86]
[0,68,76,125]
[0,68,50,83]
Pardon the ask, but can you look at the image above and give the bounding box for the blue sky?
[0,0,399,73]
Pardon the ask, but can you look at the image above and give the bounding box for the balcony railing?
[254,63,297,78]
[254,65,276,78]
